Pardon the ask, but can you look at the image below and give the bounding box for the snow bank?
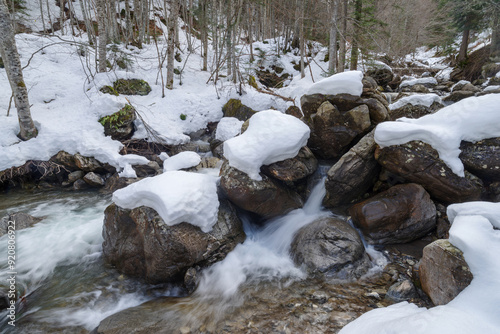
[112,171,219,233]
[306,71,363,96]
[484,85,500,92]
[340,201,500,334]
[399,77,438,88]
[215,117,244,141]
[223,110,310,180]
[374,94,500,176]
[163,151,201,172]
[389,94,442,110]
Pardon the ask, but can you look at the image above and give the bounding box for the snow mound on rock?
[306,71,363,96]
[375,94,500,177]
[163,151,201,172]
[112,171,219,233]
[389,94,442,110]
[216,117,244,141]
[223,110,310,180]
[399,77,438,88]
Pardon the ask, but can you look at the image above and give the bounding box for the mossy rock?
[116,59,127,70]
[99,104,137,141]
[113,79,151,96]
[222,99,257,121]
[174,68,181,75]
[175,53,182,62]
[100,85,119,96]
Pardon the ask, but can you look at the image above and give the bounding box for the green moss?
[175,53,182,62]
[99,104,136,129]
[113,79,151,96]
[100,85,119,96]
[174,68,181,75]
[17,80,26,88]
[222,99,257,121]
[180,113,187,120]
[248,75,258,89]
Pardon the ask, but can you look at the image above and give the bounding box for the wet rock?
[74,154,104,173]
[419,239,473,305]
[285,105,303,119]
[323,130,380,208]
[388,101,443,121]
[459,138,500,183]
[261,146,318,182]
[443,90,475,103]
[452,82,480,93]
[405,84,429,93]
[307,101,371,159]
[222,99,257,121]
[83,172,105,187]
[219,161,303,219]
[366,68,394,87]
[385,279,417,302]
[73,179,90,190]
[50,151,79,171]
[131,161,161,177]
[375,141,483,203]
[102,173,140,193]
[0,293,8,310]
[300,93,388,124]
[0,212,43,236]
[290,216,371,279]
[67,170,84,183]
[349,183,436,245]
[99,105,137,141]
[102,199,245,284]
[112,78,151,96]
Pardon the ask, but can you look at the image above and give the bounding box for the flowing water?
[0,179,389,333]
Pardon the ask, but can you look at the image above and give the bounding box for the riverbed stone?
[419,239,473,305]
[0,212,43,236]
[261,146,318,182]
[74,154,104,172]
[219,161,303,219]
[443,90,475,103]
[323,130,380,208]
[83,172,105,187]
[349,183,436,245]
[67,170,84,183]
[459,138,500,183]
[375,141,484,203]
[290,216,371,279]
[102,198,245,284]
[385,279,418,302]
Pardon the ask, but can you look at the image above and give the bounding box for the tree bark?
[490,10,500,61]
[338,0,347,72]
[328,0,338,74]
[0,0,37,140]
[350,0,362,70]
[96,0,107,72]
[457,28,469,64]
[166,0,179,89]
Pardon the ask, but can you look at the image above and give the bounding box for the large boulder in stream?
[102,198,245,284]
[375,141,484,203]
[261,146,318,182]
[290,216,371,279]
[0,212,43,236]
[349,183,437,245]
[219,161,303,219]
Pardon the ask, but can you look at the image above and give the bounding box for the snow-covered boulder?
[223,110,310,181]
[215,117,243,142]
[112,171,219,232]
[102,198,245,284]
[163,151,201,172]
[399,77,437,90]
[307,71,364,96]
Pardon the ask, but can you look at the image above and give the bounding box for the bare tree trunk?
[338,0,347,72]
[124,0,132,44]
[299,0,305,78]
[491,9,500,61]
[457,28,469,64]
[79,0,95,45]
[350,0,362,70]
[201,0,208,70]
[166,0,179,89]
[0,0,37,140]
[328,0,338,74]
[38,0,46,32]
[226,0,232,78]
[59,0,65,34]
[46,0,54,34]
[96,0,107,72]
[248,2,254,62]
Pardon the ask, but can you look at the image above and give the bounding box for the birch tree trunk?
[166,0,179,89]
[0,0,37,140]
[96,0,107,72]
[328,0,338,74]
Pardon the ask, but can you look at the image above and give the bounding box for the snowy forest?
[1,0,500,333]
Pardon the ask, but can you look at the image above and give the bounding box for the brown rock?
[443,90,475,103]
[0,212,43,236]
[74,154,104,173]
[285,105,303,119]
[419,239,473,305]
[219,161,303,219]
[222,99,257,121]
[389,101,443,121]
[375,141,483,203]
[349,183,436,244]
[102,199,245,284]
[459,138,500,183]
[323,130,380,208]
[83,172,105,187]
[50,151,78,171]
[261,146,317,182]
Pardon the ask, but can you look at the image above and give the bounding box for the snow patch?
[399,77,438,88]
[374,94,500,177]
[118,164,138,178]
[163,151,201,171]
[215,117,244,141]
[223,110,310,180]
[112,171,219,233]
[389,94,442,110]
[306,71,363,96]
